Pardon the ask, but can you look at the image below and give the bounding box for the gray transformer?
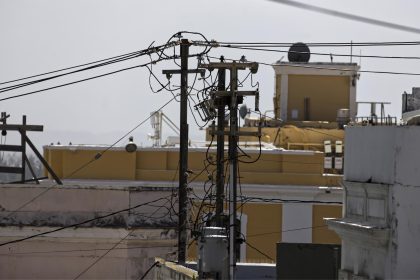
[198,227,229,279]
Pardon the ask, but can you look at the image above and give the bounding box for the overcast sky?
[1,0,420,149]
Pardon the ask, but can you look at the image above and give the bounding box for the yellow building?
[43,59,359,263]
[273,62,360,122]
[44,144,342,263]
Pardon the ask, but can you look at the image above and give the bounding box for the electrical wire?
[207,55,420,76]
[0,245,176,256]
[211,40,420,47]
[243,239,275,262]
[268,0,420,34]
[2,95,178,218]
[247,225,329,238]
[0,194,172,248]
[0,43,175,94]
[0,45,172,86]
[73,230,134,280]
[238,196,342,205]
[217,44,420,60]
[71,196,177,280]
[0,56,177,103]
[138,261,161,280]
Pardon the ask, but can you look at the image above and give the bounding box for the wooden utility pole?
[162,39,205,264]
[215,57,226,226]
[200,60,259,279]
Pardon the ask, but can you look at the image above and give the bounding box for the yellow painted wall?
[44,147,341,186]
[186,202,281,263]
[187,203,343,263]
[287,75,350,122]
[61,150,136,180]
[242,203,281,263]
[312,204,342,244]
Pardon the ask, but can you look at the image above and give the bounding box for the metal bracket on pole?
[0,113,62,185]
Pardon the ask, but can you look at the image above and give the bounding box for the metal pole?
[228,65,238,279]
[215,62,226,226]
[178,38,190,265]
[21,115,26,182]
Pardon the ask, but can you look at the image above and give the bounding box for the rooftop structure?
[327,125,420,279]
[272,61,359,123]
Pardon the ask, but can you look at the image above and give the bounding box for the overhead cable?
[0,43,176,93]
[3,95,178,218]
[207,56,420,76]
[268,0,420,34]
[212,41,420,47]
[0,56,176,102]
[216,44,420,60]
[0,194,173,248]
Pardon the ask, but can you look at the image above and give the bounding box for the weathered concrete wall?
[0,227,177,279]
[388,184,420,278]
[0,181,177,279]
[344,126,420,186]
[344,126,397,184]
[0,182,177,228]
[330,126,420,279]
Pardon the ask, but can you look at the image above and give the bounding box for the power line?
[0,56,176,103]
[207,55,420,76]
[0,194,173,248]
[138,261,161,280]
[71,192,178,279]
[217,44,420,60]
[212,41,420,47]
[0,43,175,94]
[0,29,211,87]
[247,225,329,238]
[243,239,275,262]
[0,245,175,256]
[268,0,420,34]
[73,230,133,280]
[238,196,342,205]
[2,95,178,218]
[0,46,169,86]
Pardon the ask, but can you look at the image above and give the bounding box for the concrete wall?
[329,126,420,279]
[344,126,420,186]
[0,182,177,279]
[388,184,420,278]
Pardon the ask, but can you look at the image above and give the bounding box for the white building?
[327,126,420,279]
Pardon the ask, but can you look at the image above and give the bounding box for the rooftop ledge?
[325,218,390,247]
[43,144,321,155]
[274,61,359,66]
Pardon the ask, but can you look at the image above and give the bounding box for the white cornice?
[273,62,360,76]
